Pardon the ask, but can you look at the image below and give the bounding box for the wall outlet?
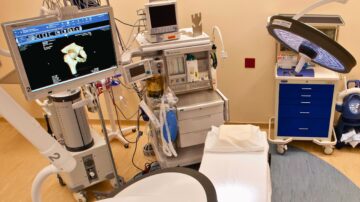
[245,58,256,68]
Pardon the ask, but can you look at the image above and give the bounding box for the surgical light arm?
[293,0,349,20]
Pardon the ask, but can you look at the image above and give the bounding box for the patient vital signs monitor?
[144,1,179,43]
[2,7,120,100]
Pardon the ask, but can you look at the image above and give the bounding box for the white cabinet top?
[275,66,340,81]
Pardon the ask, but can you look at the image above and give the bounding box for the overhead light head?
[267,15,356,73]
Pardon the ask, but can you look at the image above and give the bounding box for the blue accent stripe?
[16,25,110,46]
[13,13,110,46]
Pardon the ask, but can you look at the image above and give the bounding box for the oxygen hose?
[160,97,178,157]
[163,107,177,157]
[160,98,172,157]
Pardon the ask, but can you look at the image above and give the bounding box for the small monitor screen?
[129,65,145,78]
[12,13,117,92]
[149,4,177,28]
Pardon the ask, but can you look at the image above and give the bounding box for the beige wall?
[1,0,360,123]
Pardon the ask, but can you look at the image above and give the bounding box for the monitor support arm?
[0,87,76,202]
[293,0,349,20]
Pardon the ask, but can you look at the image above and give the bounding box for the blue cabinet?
[277,84,334,138]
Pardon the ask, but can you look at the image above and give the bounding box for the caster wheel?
[73,191,87,202]
[132,128,137,133]
[124,144,129,149]
[324,147,334,155]
[277,145,287,155]
[57,174,66,187]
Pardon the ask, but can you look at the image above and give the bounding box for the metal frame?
[271,67,339,154]
[2,6,122,100]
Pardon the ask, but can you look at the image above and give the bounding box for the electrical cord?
[113,18,145,50]
[124,19,141,49]
[110,87,136,144]
[126,19,146,50]
[115,18,145,28]
[109,87,138,120]
[115,24,126,51]
[116,78,136,91]
[132,83,144,100]
[131,108,144,171]
[115,111,136,143]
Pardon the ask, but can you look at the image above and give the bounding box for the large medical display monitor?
[2,7,120,100]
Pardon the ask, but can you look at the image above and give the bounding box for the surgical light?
[267,0,356,74]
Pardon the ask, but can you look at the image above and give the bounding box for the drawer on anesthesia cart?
[277,83,334,138]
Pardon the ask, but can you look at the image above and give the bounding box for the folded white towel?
[204,125,266,153]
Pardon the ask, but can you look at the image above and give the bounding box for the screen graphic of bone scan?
[12,13,117,92]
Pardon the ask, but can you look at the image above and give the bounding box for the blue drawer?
[279,84,334,99]
[278,118,330,138]
[279,98,332,106]
[279,104,332,118]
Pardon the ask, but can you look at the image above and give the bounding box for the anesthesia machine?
[120,0,229,168]
[123,31,230,168]
[267,0,357,155]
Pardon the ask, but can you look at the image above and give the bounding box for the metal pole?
[103,87,118,133]
[94,89,122,189]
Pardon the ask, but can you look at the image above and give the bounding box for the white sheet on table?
[200,125,271,202]
[205,125,265,153]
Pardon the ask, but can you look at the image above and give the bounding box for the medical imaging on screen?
[12,13,117,92]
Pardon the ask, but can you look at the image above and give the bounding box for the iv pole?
[101,80,136,148]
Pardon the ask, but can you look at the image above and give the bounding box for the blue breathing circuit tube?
[159,97,178,157]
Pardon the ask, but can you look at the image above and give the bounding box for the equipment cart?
[268,67,339,155]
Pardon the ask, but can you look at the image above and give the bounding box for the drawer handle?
[301,102,311,104]
[300,112,310,114]
[298,128,309,131]
[301,95,311,98]
[301,88,312,90]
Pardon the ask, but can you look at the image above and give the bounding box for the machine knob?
[89,171,96,178]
